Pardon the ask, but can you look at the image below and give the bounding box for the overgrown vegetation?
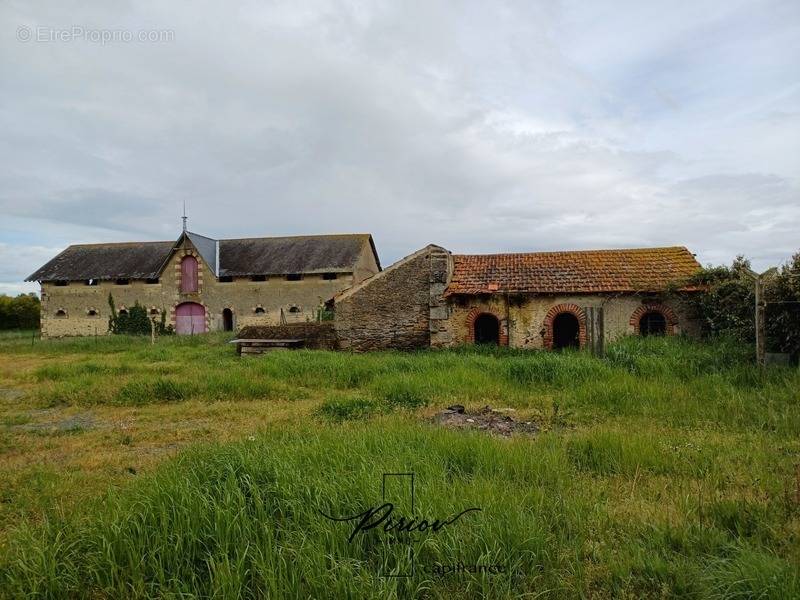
[107,294,173,336]
[686,251,800,358]
[0,335,798,598]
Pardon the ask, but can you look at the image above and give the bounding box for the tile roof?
[446,246,701,295]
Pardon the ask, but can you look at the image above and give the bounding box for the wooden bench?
[229,338,305,355]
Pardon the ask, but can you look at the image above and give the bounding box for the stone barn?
[27,229,380,337]
[333,245,701,350]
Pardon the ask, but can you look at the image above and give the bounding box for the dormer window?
[286,274,302,281]
[180,256,198,293]
[115,279,129,286]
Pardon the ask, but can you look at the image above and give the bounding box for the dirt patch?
[432,405,539,437]
[17,411,96,433]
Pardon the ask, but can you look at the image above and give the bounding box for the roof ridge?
[219,233,370,242]
[454,246,690,258]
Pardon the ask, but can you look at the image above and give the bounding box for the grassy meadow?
[0,332,798,598]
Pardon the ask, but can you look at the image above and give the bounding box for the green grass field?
[0,333,798,598]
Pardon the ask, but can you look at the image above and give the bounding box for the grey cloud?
[0,0,798,294]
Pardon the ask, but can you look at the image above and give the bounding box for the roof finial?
[182,201,188,232]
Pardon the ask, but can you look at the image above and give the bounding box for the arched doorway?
[222,308,234,332]
[552,312,580,350]
[473,313,500,345]
[639,311,666,336]
[175,302,206,335]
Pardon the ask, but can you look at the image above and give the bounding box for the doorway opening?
[552,312,580,350]
[222,308,234,332]
[473,313,500,345]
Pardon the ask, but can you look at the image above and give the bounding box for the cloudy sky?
[2,0,798,295]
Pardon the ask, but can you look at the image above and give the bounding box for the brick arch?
[542,303,587,350]
[465,307,508,346]
[630,303,678,335]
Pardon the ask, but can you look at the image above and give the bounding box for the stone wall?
[39,236,379,337]
[334,245,447,351]
[440,293,701,349]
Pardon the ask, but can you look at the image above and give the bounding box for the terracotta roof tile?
[445,246,701,295]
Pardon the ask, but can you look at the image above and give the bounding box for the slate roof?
[445,246,701,295]
[26,233,378,281]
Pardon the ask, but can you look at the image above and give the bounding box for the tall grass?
[1,334,798,597]
[1,422,796,599]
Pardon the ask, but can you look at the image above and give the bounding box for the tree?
[0,293,40,330]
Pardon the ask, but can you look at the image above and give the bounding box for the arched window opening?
[254,306,265,314]
[118,308,129,316]
[87,309,98,317]
[639,311,666,336]
[222,308,234,331]
[473,313,500,345]
[552,312,580,350]
[55,309,67,318]
[288,306,301,313]
[181,256,198,293]
[149,308,160,316]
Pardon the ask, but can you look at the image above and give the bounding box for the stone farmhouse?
[28,229,702,349]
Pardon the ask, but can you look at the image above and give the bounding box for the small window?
[115,279,130,286]
[55,309,67,318]
[86,279,98,286]
[87,309,98,317]
[149,308,160,316]
[54,280,68,287]
[118,309,129,316]
[254,306,266,314]
[286,274,302,281]
[322,273,338,280]
[288,306,301,313]
[250,275,267,282]
[219,276,233,283]
[146,278,159,284]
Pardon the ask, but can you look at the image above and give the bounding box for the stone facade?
[39,235,379,338]
[332,244,701,351]
[439,293,700,349]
